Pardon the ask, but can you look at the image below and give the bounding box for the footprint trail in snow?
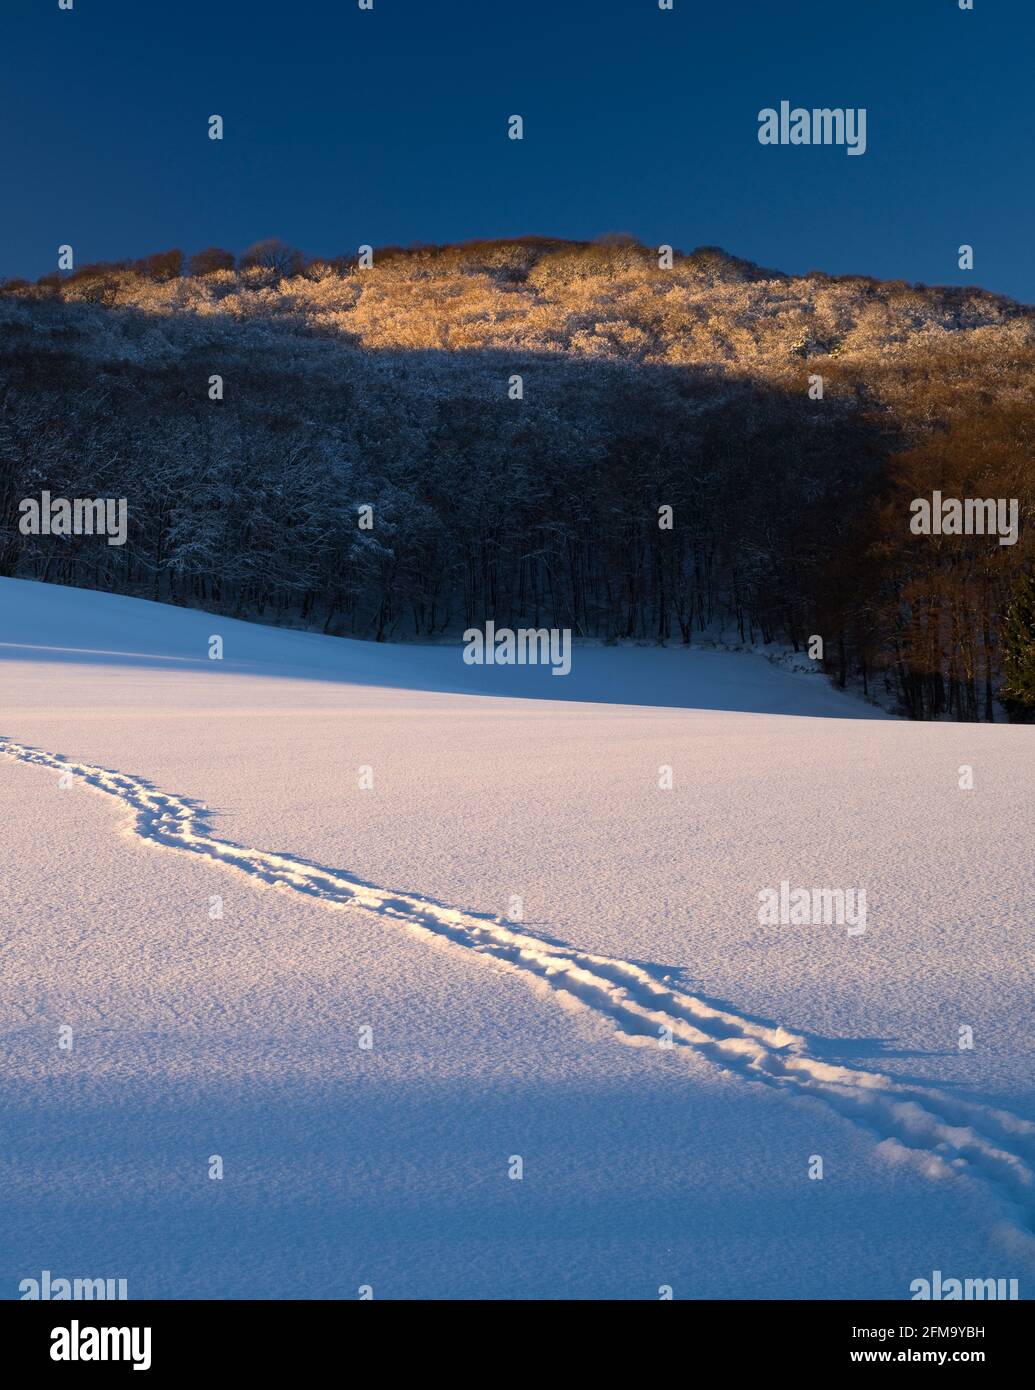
[3,734,1034,1245]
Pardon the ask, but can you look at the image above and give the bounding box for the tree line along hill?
[1,235,1033,720]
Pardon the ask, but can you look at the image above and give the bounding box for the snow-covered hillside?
[1,579,1032,1299]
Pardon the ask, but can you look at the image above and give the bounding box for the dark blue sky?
[3,0,1032,301]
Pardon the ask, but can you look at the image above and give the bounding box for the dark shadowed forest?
[1,237,1032,719]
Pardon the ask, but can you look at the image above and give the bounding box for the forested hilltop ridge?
[1,236,1033,720]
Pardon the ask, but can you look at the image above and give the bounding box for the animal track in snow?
[3,734,1034,1242]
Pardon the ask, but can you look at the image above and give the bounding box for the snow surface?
[1,578,1033,1300]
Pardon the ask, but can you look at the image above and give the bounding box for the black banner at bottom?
[1,1298,1025,1377]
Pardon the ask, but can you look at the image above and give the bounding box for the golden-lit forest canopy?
[1,237,1033,719]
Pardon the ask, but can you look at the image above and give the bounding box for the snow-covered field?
[1,578,1032,1300]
